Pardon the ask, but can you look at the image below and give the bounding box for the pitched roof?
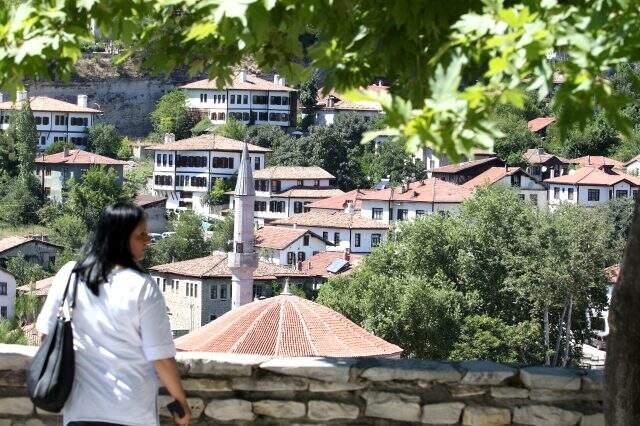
[624,154,640,166]
[271,210,389,230]
[545,167,640,186]
[174,293,402,357]
[17,276,54,296]
[300,251,365,279]
[149,253,308,280]
[134,194,167,208]
[462,167,533,189]
[253,166,335,180]
[255,226,329,250]
[34,149,127,166]
[527,117,555,132]
[305,189,372,210]
[179,73,296,92]
[431,156,503,174]
[359,178,473,204]
[0,236,62,255]
[571,155,625,169]
[273,187,345,199]
[146,133,271,152]
[522,148,570,164]
[0,96,101,113]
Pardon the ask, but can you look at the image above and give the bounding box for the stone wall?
[0,344,604,425]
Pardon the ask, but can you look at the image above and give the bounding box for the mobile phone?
[167,399,186,418]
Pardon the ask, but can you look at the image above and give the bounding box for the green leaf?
[184,22,217,41]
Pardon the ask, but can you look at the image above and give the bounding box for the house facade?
[432,156,505,185]
[148,253,309,336]
[255,226,331,266]
[312,84,387,126]
[34,149,127,202]
[0,268,16,320]
[180,71,297,128]
[0,236,62,270]
[147,133,270,217]
[463,167,548,209]
[625,155,640,175]
[522,148,571,182]
[0,92,101,150]
[133,194,168,234]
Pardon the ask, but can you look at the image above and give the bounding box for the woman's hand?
[173,399,192,425]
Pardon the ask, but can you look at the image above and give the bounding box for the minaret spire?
[228,143,258,310]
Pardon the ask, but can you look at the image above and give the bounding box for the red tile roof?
[522,148,570,164]
[359,179,472,204]
[300,251,365,279]
[571,155,624,169]
[146,134,270,152]
[174,293,402,357]
[463,167,527,188]
[527,117,555,132]
[149,253,308,279]
[431,156,503,174]
[253,166,335,180]
[274,187,345,199]
[17,276,54,296]
[179,73,296,92]
[0,96,101,113]
[271,209,389,230]
[255,226,329,250]
[545,167,640,186]
[34,149,127,166]
[305,189,372,211]
[0,236,62,255]
[134,194,167,208]
[624,154,640,167]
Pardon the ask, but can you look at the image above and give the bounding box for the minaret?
[228,143,258,310]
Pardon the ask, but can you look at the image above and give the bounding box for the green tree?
[150,90,198,140]
[269,137,309,167]
[208,215,234,252]
[493,111,542,166]
[244,125,290,149]
[48,214,89,251]
[298,70,321,108]
[87,123,121,157]
[146,210,210,265]
[546,111,621,158]
[0,174,43,226]
[202,178,228,206]
[361,138,427,185]
[7,100,38,177]
[116,136,133,160]
[36,201,65,225]
[44,139,74,155]
[66,166,124,226]
[0,320,26,345]
[6,255,47,286]
[14,292,40,326]
[122,160,153,199]
[191,118,213,136]
[214,118,247,141]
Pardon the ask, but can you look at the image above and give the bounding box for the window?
[511,174,522,187]
[162,154,167,167]
[211,157,234,169]
[154,175,173,186]
[255,180,268,191]
[40,136,46,145]
[230,95,236,104]
[371,234,382,247]
[588,189,600,201]
[297,252,306,262]
[156,153,161,166]
[553,187,560,199]
[529,194,538,204]
[273,180,282,192]
[616,190,629,199]
[568,188,574,200]
[354,233,361,247]
[416,210,425,217]
[297,179,304,187]
[218,112,225,120]
[287,252,295,265]
[35,116,50,125]
[163,278,167,292]
[322,231,329,241]
[270,95,282,105]
[168,154,173,167]
[220,285,228,300]
[70,117,89,126]
[269,201,285,213]
[0,282,6,295]
[314,179,320,187]
[54,115,68,126]
[258,111,268,121]
[243,95,249,104]
[294,201,303,214]
[531,166,541,175]
[518,194,526,201]
[194,284,198,298]
[222,95,226,103]
[334,232,340,244]
[210,285,218,299]
[186,283,190,296]
[372,208,383,220]
[235,242,244,253]
[254,156,261,170]
[389,208,394,221]
[253,95,268,104]
[44,187,51,196]
[303,201,311,213]
[175,280,179,292]
[200,93,207,103]
[303,234,310,246]
[281,97,289,105]
[397,209,409,221]
[0,306,6,319]
[53,136,67,143]
[254,201,267,211]
[269,112,289,122]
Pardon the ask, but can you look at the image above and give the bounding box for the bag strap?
[58,266,79,320]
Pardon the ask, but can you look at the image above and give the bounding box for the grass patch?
[0,224,49,238]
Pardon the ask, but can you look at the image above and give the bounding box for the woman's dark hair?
[74,202,146,296]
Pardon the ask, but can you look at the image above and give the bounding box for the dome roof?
[175,294,402,358]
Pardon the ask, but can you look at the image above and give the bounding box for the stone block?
[24,420,46,426]
[360,359,461,383]
[35,407,62,416]
[520,367,581,390]
[581,413,605,426]
[177,352,268,377]
[308,401,359,420]
[582,370,604,391]
[529,389,601,402]
[0,397,33,415]
[204,398,255,421]
[490,386,529,399]
[421,402,465,425]
[462,406,511,426]
[460,361,516,385]
[308,380,366,392]
[513,405,582,426]
[232,376,308,391]
[253,400,306,419]
[0,345,37,370]
[181,378,231,392]
[362,390,421,422]
[158,396,204,419]
[260,357,355,383]
[0,369,26,387]
[449,385,487,398]
[0,420,10,426]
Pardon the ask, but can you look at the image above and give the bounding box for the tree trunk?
[544,305,550,366]
[561,296,573,367]
[553,302,567,367]
[606,199,640,425]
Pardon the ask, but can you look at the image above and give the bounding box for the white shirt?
[36,262,175,426]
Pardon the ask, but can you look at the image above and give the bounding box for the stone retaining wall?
[0,344,604,425]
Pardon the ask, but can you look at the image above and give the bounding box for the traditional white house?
[311,83,387,126]
[147,133,270,217]
[545,167,640,208]
[0,92,101,150]
[462,167,548,208]
[522,148,572,182]
[0,267,16,320]
[255,226,332,266]
[133,194,168,234]
[231,166,343,224]
[625,155,640,176]
[270,206,390,254]
[0,236,62,270]
[180,71,297,128]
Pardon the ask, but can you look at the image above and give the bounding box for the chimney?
[588,155,591,165]
[273,74,280,84]
[0,93,3,103]
[164,133,175,144]
[296,261,303,271]
[279,77,286,86]
[327,96,335,108]
[343,249,351,261]
[16,91,27,103]
[538,147,545,155]
[344,201,355,215]
[239,70,247,82]
[63,146,70,157]
[77,94,88,108]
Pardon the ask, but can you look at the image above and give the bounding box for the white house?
[312,83,387,126]
[522,148,571,182]
[180,71,297,128]
[0,236,62,270]
[545,167,640,208]
[255,226,332,265]
[0,92,101,150]
[147,133,270,217]
[462,166,548,208]
[0,267,16,320]
[624,155,640,176]
[270,206,390,254]
[231,166,343,224]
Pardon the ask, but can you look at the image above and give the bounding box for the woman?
[36,202,192,426]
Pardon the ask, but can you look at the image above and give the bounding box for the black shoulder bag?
[27,268,78,413]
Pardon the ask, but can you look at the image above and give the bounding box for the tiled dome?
[174,294,402,358]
